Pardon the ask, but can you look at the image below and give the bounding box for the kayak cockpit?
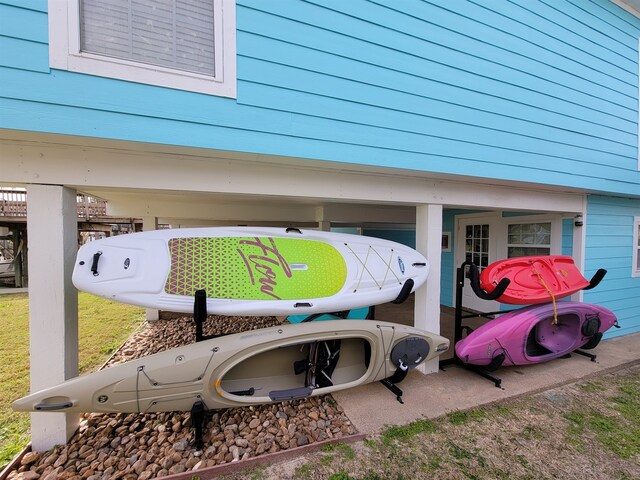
[219,338,371,402]
[526,313,582,358]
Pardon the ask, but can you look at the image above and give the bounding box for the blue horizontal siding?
[0,2,48,74]
[562,218,574,256]
[0,36,48,73]
[584,195,640,338]
[0,0,46,13]
[469,0,636,74]
[238,55,636,162]
[240,3,635,124]
[0,3,48,43]
[239,32,635,144]
[0,0,639,197]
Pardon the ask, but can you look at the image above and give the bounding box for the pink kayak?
[455,302,618,370]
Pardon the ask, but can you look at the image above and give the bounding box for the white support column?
[142,216,160,321]
[27,184,79,451]
[415,204,443,374]
[318,221,331,232]
[314,206,331,232]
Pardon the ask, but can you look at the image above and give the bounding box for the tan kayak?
[14,320,449,414]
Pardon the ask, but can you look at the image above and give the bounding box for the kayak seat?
[533,314,581,355]
[525,330,552,357]
[294,340,342,389]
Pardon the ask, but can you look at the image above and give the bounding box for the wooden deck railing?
[0,188,107,219]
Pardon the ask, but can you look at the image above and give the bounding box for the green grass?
[379,418,437,445]
[562,377,640,460]
[0,292,144,466]
[293,463,313,479]
[321,442,356,460]
[447,408,487,425]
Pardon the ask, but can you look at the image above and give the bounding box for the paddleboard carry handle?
[91,251,102,276]
[583,268,607,291]
[286,227,302,234]
[35,401,73,411]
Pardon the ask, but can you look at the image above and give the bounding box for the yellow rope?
[532,263,558,325]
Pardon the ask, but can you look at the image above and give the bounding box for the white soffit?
[611,0,640,17]
[0,131,585,214]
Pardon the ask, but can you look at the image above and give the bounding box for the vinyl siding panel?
[0,3,48,43]
[562,218,574,256]
[0,1,49,74]
[0,36,49,73]
[1,0,639,197]
[584,195,640,338]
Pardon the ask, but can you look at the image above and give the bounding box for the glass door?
[456,217,498,313]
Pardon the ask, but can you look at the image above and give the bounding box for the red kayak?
[479,256,593,305]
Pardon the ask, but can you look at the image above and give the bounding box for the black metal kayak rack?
[440,262,510,388]
[441,261,609,388]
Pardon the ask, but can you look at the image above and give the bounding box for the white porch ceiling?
[1,129,587,225]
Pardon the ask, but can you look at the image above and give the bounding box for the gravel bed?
[8,315,357,480]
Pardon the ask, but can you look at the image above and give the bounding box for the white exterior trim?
[48,0,237,98]
[610,0,640,18]
[0,137,586,215]
[415,204,442,375]
[633,216,640,277]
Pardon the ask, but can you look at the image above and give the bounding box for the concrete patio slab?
[332,332,640,434]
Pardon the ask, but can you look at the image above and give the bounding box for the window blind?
[80,0,216,76]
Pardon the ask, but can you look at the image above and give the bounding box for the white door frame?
[454,212,565,313]
[454,212,501,312]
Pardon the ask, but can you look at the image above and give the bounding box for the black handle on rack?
[391,279,414,304]
[467,262,510,301]
[583,268,607,291]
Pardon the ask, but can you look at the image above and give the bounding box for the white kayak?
[72,227,429,315]
[13,320,449,413]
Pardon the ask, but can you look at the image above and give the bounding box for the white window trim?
[633,216,640,277]
[505,219,554,258]
[499,214,563,258]
[48,0,237,98]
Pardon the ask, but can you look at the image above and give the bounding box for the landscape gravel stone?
[8,314,357,479]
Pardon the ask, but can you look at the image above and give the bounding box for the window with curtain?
[507,222,551,258]
[48,0,236,97]
[80,0,216,76]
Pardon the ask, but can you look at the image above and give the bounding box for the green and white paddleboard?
[72,227,429,315]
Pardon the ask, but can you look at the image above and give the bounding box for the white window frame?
[497,214,563,259]
[633,216,640,277]
[506,220,553,258]
[48,0,237,98]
